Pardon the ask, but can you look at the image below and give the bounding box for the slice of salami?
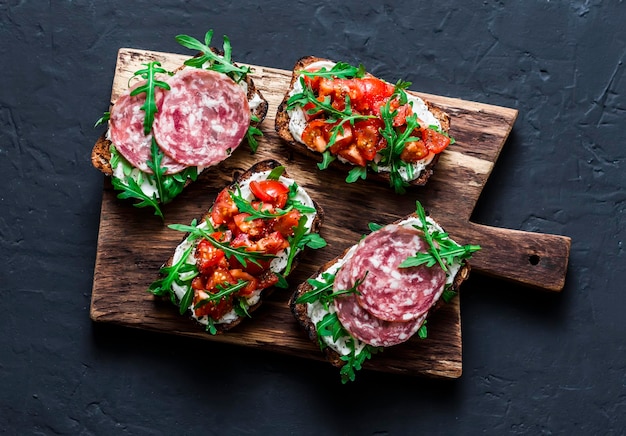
[336,224,446,322]
[334,294,426,347]
[108,83,187,175]
[152,68,250,167]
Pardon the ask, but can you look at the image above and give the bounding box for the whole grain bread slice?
[289,213,470,369]
[158,159,325,334]
[275,56,450,187]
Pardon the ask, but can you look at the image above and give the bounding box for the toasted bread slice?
[275,56,451,187]
[153,159,325,334]
[289,210,472,375]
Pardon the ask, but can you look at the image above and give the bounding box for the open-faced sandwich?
[92,30,268,218]
[290,202,479,383]
[275,57,454,194]
[149,160,326,334]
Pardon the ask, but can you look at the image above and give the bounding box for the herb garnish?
[298,268,379,383]
[148,245,197,300]
[246,114,263,153]
[169,219,275,268]
[193,280,250,310]
[297,62,366,80]
[129,62,171,135]
[176,30,252,82]
[230,186,293,220]
[283,216,327,276]
[398,202,481,271]
[377,81,422,194]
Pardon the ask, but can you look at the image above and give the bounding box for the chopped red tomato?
[195,239,226,275]
[211,189,239,225]
[400,139,430,162]
[353,119,384,162]
[256,270,280,290]
[229,269,258,297]
[193,289,233,319]
[301,119,330,152]
[249,180,290,209]
[255,231,289,255]
[327,122,354,154]
[232,213,266,238]
[272,210,302,236]
[422,128,451,154]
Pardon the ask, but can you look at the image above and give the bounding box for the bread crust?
[160,159,324,334]
[289,213,470,369]
[275,56,451,187]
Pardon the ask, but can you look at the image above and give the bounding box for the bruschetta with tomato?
[92,30,268,219]
[275,56,453,194]
[149,160,326,334]
[290,202,479,383]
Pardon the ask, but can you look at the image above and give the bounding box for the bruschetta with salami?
[275,57,453,194]
[92,30,268,218]
[290,202,479,383]
[149,160,326,334]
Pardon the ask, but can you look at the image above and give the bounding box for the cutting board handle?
[444,222,571,292]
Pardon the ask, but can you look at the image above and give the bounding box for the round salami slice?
[334,293,426,347]
[337,224,446,322]
[108,84,187,175]
[152,68,250,167]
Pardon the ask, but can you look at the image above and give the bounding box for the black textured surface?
[1,1,624,434]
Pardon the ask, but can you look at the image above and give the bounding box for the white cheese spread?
[171,170,317,327]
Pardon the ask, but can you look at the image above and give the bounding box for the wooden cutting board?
[90,48,571,379]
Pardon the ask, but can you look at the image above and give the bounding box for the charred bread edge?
[274,56,451,187]
[157,158,324,334]
[289,212,470,368]
[91,59,269,177]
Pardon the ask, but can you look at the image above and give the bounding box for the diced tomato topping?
[249,180,290,209]
[211,189,239,225]
[422,128,451,154]
[255,231,289,255]
[256,269,280,290]
[400,139,430,162]
[232,213,266,238]
[353,119,384,162]
[195,239,226,275]
[272,210,302,237]
[327,122,354,154]
[193,289,234,319]
[301,119,330,153]
[229,269,258,297]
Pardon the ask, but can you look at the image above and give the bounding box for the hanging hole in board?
[529,254,540,265]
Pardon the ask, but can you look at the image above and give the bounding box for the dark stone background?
[1,1,624,434]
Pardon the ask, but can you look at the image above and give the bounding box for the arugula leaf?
[346,166,367,183]
[266,165,285,180]
[193,280,249,309]
[205,318,217,335]
[246,114,263,153]
[417,321,428,339]
[297,271,367,307]
[129,61,171,135]
[176,30,252,82]
[368,222,383,232]
[148,245,195,297]
[317,150,336,170]
[441,289,457,303]
[111,174,164,219]
[297,62,366,80]
[94,111,110,127]
[398,201,481,271]
[283,216,327,276]
[230,187,293,220]
[284,182,317,214]
[377,82,421,194]
[339,343,380,384]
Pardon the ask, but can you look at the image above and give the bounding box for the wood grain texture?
[90,48,571,379]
